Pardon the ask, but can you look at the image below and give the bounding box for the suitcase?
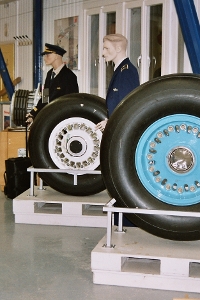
[4,157,32,199]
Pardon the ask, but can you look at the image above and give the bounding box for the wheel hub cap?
[168,147,194,173]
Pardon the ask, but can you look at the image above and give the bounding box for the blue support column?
[0,49,14,100]
[174,0,200,74]
[33,0,43,89]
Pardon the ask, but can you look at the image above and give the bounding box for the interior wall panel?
[18,0,32,14]
[0,2,16,19]
[15,10,33,91]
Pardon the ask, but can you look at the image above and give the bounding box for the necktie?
[51,71,56,80]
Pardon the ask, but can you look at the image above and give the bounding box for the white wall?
[1,0,200,93]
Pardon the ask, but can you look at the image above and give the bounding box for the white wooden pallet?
[13,186,110,227]
[91,227,200,292]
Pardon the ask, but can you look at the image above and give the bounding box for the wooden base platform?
[91,227,200,292]
[13,186,110,228]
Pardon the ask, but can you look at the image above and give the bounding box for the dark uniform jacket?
[31,65,79,117]
[106,58,139,117]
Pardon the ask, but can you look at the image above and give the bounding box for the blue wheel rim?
[135,114,200,206]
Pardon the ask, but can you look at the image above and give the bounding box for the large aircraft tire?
[100,74,200,240]
[29,93,107,196]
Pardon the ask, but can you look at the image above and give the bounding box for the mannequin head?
[43,53,63,69]
[41,43,66,69]
[103,34,128,65]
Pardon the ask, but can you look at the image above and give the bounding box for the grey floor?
[0,190,200,300]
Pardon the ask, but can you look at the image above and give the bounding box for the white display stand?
[92,227,200,292]
[13,167,111,227]
[13,187,110,228]
[91,201,200,292]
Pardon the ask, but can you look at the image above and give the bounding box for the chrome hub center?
[168,147,194,173]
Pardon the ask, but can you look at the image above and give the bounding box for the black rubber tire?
[29,93,107,196]
[100,73,200,241]
[12,89,29,126]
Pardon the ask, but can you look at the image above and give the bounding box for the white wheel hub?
[48,117,102,170]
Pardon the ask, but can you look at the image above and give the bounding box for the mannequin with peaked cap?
[26,43,79,125]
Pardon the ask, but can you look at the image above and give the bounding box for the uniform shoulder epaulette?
[121,64,129,72]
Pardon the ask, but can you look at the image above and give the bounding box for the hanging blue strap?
[174,0,200,74]
[0,48,14,101]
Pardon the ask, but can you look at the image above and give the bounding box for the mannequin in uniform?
[95,33,139,131]
[26,43,79,124]
[96,34,140,227]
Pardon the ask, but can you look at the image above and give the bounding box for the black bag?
[4,157,32,199]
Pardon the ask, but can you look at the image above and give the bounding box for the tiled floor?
[0,189,200,300]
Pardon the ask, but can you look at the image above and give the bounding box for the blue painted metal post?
[174,0,200,74]
[33,0,43,89]
[0,48,14,100]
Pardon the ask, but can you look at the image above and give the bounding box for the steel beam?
[33,0,43,89]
